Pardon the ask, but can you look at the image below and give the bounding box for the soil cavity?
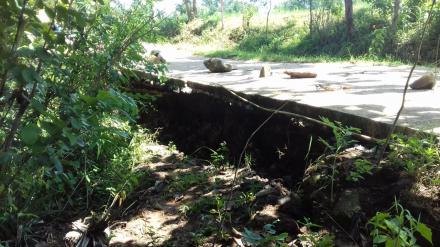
[140,91,329,184]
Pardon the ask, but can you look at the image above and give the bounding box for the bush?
[158,16,186,38]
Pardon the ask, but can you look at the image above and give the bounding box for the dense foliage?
[170,0,440,63]
[0,0,164,241]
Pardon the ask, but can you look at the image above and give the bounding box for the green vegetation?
[243,220,289,246]
[169,172,210,192]
[319,117,361,202]
[295,218,335,247]
[1,0,439,246]
[0,0,165,242]
[347,159,374,182]
[167,0,440,64]
[369,199,433,246]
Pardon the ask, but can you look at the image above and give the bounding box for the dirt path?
[143,43,440,135]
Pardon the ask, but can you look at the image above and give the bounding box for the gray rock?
[333,189,361,220]
[410,72,437,90]
[278,192,304,217]
[203,58,233,73]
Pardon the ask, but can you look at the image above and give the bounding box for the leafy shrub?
[158,15,186,38]
[0,0,165,241]
[347,159,374,182]
[243,220,289,246]
[369,199,433,246]
[387,134,439,174]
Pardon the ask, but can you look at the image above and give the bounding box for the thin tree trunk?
[309,0,313,35]
[0,0,28,97]
[183,0,193,21]
[192,0,197,18]
[344,0,353,40]
[389,0,401,49]
[220,0,224,30]
[265,0,272,40]
[391,0,401,35]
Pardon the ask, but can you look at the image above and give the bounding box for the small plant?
[347,159,374,182]
[178,204,191,218]
[210,141,230,168]
[244,152,255,167]
[369,199,433,247]
[243,220,289,246]
[387,134,439,174]
[294,218,335,247]
[319,117,360,202]
[237,192,256,218]
[169,172,209,193]
[209,196,229,224]
[188,196,218,215]
[167,141,177,152]
[237,192,256,206]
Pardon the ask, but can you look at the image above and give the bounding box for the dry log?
[284,71,317,79]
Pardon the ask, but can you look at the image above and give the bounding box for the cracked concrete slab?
[144,44,440,135]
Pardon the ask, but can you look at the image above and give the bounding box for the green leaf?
[373,235,388,244]
[44,7,55,18]
[51,156,63,173]
[21,124,41,145]
[243,228,262,244]
[62,128,77,146]
[31,99,45,113]
[416,223,432,244]
[385,239,395,247]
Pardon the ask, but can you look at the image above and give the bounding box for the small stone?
[332,189,361,220]
[255,186,278,198]
[259,65,272,78]
[410,72,437,90]
[278,193,304,218]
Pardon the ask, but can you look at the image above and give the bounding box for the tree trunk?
[192,0,197,18]
[183,0,193,21]
[391,0,401,34]
[390,0,401,49]
[344,0,353,40]
[220,0,224,30]
[0,0,28,97]
[265,0,272,41]
[309,0,313,35]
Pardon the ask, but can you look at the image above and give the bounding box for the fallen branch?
[284,71,317,79]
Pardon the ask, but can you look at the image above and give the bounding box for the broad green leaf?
[373,235,388,244]
[274,232,288,241]
[51,156,63,173]
[416,223,432,244]
[44,7,55,18]
[21,124,41,145]
[384,219,400,234]
[31,99,45,113]
[21,67,40,83]
[40,121,60,136]
[70,118,81,129]
[243,228,262,244]
[385,239,395,247]
[62,128,77,146]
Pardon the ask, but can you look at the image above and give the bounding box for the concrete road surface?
[144,44,440,135]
